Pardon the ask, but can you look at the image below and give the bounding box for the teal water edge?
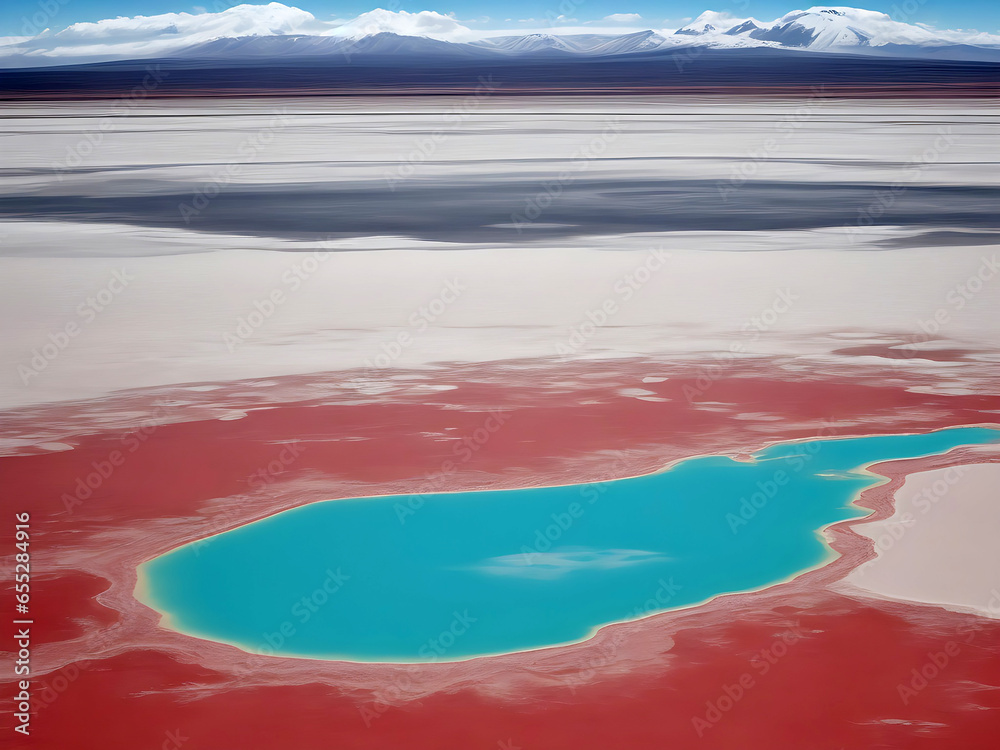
[137,426,999,662]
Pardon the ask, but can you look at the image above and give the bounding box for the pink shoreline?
[19,430,1000,705]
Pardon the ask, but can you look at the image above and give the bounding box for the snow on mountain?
[475,33,583,54]
[470,31,671,56]
[675,11,756,37]
[671,7,1000,52]
[756,8,878,48]
[586,30,670,55]
[760,7,1000,49]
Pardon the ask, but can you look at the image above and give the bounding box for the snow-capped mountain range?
[2,4,999,67]
[672,8,973,50]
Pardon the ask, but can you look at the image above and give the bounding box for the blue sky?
[4,1,999,37]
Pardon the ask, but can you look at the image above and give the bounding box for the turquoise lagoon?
[138,426,999,662]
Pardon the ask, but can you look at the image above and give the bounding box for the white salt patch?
[618,388,657,398]
[37,442,74,452]
[846,463,1000,620]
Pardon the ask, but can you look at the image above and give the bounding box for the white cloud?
[1,2,325,62]
[327,9,476,42]
[604,13,643,24]
[474,548,668,580]
[56,2,319,43]
[676,10,748,32]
